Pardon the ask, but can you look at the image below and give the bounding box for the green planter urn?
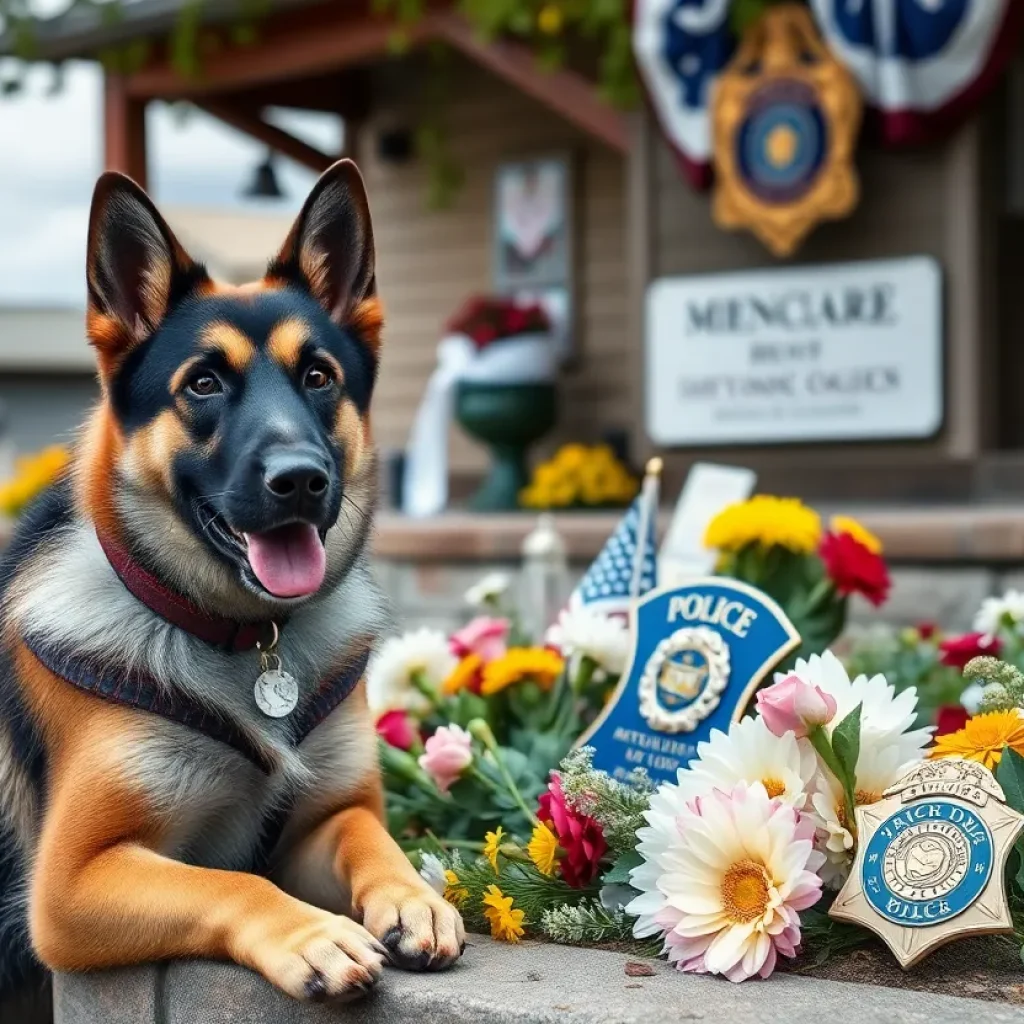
[455,381,558,511]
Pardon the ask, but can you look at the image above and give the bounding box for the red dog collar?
[97,531,276,652]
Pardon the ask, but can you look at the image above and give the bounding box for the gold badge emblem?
[829,758,1024,968]
[711,3,862,257]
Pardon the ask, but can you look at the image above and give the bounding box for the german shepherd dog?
[0,159,464,1010]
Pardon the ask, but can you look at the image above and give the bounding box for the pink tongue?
[245,524,326,598]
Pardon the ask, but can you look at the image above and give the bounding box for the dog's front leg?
[31,767,386,1002]
[281,783,465,970]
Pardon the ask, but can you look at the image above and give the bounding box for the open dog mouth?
[200,504,327,599]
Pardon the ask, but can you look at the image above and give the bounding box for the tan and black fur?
[0,160,463,1008]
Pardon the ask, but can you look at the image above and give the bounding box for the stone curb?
[53,938,1024,1024]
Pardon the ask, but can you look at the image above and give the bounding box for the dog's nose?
[263,450,330,501]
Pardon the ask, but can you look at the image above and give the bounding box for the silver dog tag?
[254,668,299,718]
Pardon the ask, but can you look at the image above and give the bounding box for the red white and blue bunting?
[634,0,1024,187]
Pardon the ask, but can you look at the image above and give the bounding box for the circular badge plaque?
[862,800,993,928]
[736,79,828,206]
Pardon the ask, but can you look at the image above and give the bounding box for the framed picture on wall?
[493,153,576,363]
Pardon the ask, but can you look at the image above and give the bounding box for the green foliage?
[831,703,861,788]
[540,899,639,946]
[794,906,872,969]
[558,746,654,858]
[842,625,967,727]
[966,656,1024,712]
[995,747,1024,899]
[448,850,596,932]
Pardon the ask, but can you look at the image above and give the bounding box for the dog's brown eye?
[186,374,222,397]
[304,365,333,391]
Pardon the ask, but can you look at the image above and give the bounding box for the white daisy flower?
[628,782,824,982]
[974,589,1024,641]
[778,652,932,887]
[781,651,932,801]
[366,628,456,714]
[808,772,855,889]
[544,606,631,677]
[464,572,511,608]
[668,716,819,812]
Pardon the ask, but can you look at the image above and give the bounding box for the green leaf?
[831,703,862,789]
[603,849,643,886]
[997,747,1024,815]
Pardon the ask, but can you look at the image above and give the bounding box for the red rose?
[935,705,970,737]
[506,309,528,334]
[537,773,607,888]
[819,532,891,607]
[472,325,498,347]
[916,622,938,640]
[938,632,1002,669]
[376,709,418,751]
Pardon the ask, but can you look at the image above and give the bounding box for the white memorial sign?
[646,256,943,446]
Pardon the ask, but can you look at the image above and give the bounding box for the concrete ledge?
[53,939,1024,1024]
[373,506,1024,565]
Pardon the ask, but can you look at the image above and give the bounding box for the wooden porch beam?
[433,13,628,154]
[196,99,338,174]
[125,12,441,99]
[104,73,148,188]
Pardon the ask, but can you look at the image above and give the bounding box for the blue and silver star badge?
[830,758,1024,968]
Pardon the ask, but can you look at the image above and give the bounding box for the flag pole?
[630,457,662,600]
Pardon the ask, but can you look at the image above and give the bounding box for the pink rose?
[418,724,473,793]
[376,709,417,751]
[450,616,510,663]
[756,673,837,739]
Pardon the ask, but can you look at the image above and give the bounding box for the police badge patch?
[830,758,1024,968]
[576,578,800,784]
[712,3,861,257]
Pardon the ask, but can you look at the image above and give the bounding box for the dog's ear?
[86,172,208,370]
[267,159,380,355]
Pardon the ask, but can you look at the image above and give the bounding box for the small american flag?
[569,460,661,618]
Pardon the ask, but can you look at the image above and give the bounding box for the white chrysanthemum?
[544,606,631,676]
[974,589,1024,641]
[628,782,824,982]
[465,572,511,608]
[781,651,932,800]
[667,716,818,812]
[366,628,456,714]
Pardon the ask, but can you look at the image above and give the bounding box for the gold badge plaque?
[711,3,862,257]
[830,758,1024,969]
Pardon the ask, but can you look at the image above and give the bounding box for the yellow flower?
[482,884,526,943]
[484,826,505,873]
[443,869,468,907]
[830,515,882,555]
[527,821,559,877]
[481,648,565,696]
[930,710,1024,771]
[443,653,483,695]
[0,445,70,517]
[537,3,563,35]
[704,495,822,555]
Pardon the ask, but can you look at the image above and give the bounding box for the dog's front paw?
[361,882,465,971]
[249,911,387,1002]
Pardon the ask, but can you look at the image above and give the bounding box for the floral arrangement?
[519,443,638,510]
[446,295,550,349]
[369,575,632,844]
[704,497,891,659]
[416,648,1024,982]
[0,444,69,518]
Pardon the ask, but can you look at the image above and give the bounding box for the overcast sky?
[0,59,339,307]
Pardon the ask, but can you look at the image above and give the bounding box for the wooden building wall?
[355,56,629,477]
[629,109,999,501]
